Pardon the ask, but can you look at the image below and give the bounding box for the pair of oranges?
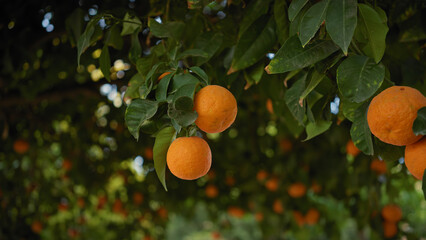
[367,86,426,180]
[166,84,238,180]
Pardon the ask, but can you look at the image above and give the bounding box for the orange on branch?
[144,147,153,160]
[367,86,426,146]
[13,139,29,154]
[265,177,279,191]
[205,184,219,198]
[266,99,274,114]
[31,221,43,234]
[370,159,387,175]
[404,137,426,180]
[305,208,320,225]
[346,139,360,157]
[288,182,307,198]
[157,71,171,82]
[256,170,268,182]
[227,206,244,218]
[166,136,212,180]
[292,211,305,227]
[194,85,238,133]
[381,204,402,222]
[383,221,398,238]
[133,192,144,205]
[273,199,284,214]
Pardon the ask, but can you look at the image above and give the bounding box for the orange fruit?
[381,204,402,222]
[227,206,244,218]
[62,159,72,171]
[13,139,29,154]
[370,159,387,175]
[194,85,238,133]
[404,137,426,180]
[279,139,293,153]
[255,212,264,222]
[346,139,360,157]
[225,176,235,186]
[157,71,171,82]
[166,136,212,180]
[31,221,43,234]
[292,211,305,227]
[367,86,426,146]
[265,177,279,191]
[288,182,307,198]
[77,197,85,208]
[133,192,144,205]
[273,199,284,214]
[266,99,274,114]
[112,199,123,213]
[144,147,153,160]
[310,181,322,194]
[383,221,398,238]
[157,206,168,219]
[256,170,268,182]
[205,184,219,198]
[305,208,320,225]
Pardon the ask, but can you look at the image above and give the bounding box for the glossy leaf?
[156,72,174,101]
[243,62,264,88]
[229,17,276,73]
[325,0,357,55]
[194,32,224,66]
[129,31,141,64]
[238,0,271,37]
[413,107,426,136]
[148,19,185,39]
[124,73,144,100]
[299,71,326,103]
[153,126,176,191]
[121,13,142,36]
[265,36,339,74]
[303,120,332,141]
[289,6,306,37]
[65,8,85,47]
[350,103,373,155]
[176,49,208,60]
[189,66,209,86]
[299,0,330,47]
[337,55,384,103]
[340,97,362,122]
[106,24,123,50]
[171,73,200,92]
[77,19,97,65]
[274,0,289,44]
[358,4,389,63]
[288,0,309,21]
[423,170,426,200]
[125,99,158,140]
[285,73,307,125]
[99,45,111,82]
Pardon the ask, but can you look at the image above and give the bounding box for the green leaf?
[285,73,307,125]
[274,0,289,44]
[129,31,141,64]
[350,103,373,155]
[340,97,362,122]
[156,72,174,101]
[358,4,389,63]
[124,74,144,100]
[99,45,111,82]
[229,16,276,73]
[121,12,142,36]
[423,169,426,200]
[176,49,208,60]
[238,0,272,37]
[299,70,326,103]
[153,126,176,191]
[171,73,200,92]
[298,0,330,47]
[136,57,155,76]
[189,66,209,86]
[265,36,339,74]
[106,24,123,50]
[148,19,185,39]
[303,120,332,141]
[374,139,404,162]
[243,62,264,88]
[325,0,357,55]
[168,99,198,127]
[77,19,97,65]
[65,8,85,47]
[288,0,309,21]
[173,83,198,101]
[193,32,224,66]
[125,99,158,140]
[337,55,385,103]
[413,107,426,136]
[289,6,307,37]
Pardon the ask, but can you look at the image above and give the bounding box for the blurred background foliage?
[1,0,426,239]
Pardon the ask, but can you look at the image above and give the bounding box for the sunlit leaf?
[99,44,111,82]
[153,126,176,191]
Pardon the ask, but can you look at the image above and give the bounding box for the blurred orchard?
[1,0,426,239]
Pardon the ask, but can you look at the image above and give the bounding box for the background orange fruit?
[194,85,238,133]
[31,221,43,234]
[404,137,426,180]
[383,221,398,238]
[346,139,360,157]
[227,206,244,218]
[367,86,426,146]
[305,208,320,225]
[205,184,219,198]
[370,159,387,175]
[381,204,402,222]
[166,136,212,180]
[157,71,171,82]
[266,99,274,114]
[265,177,279,191]
[288,182,307,198]
[292,211,305,227]
[272,199,284,214]
[13,139,29,154]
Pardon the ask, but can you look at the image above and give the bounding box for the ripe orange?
[256,170,268,182]
[227,206,244,218]
[133,192,144,205]
[292,211,305,227]
[31,221,43,234]
[166,136,212,180]
[370,159,387,175]
[205,184,219,198]
[288,182,307,198]
[346,139,360,157]
[194,85,238,133]
[383,221,398,238]
[266,99,274,114]
[367,86,426,146]
[265,177,279,191]
[381,204,402,222]
[404,137,426,180]
[273,199,284,214]
[157,71,171,82]
[13,139,29,154]
[305,208,320,225]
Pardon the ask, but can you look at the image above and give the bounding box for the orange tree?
[1,0,426,239]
